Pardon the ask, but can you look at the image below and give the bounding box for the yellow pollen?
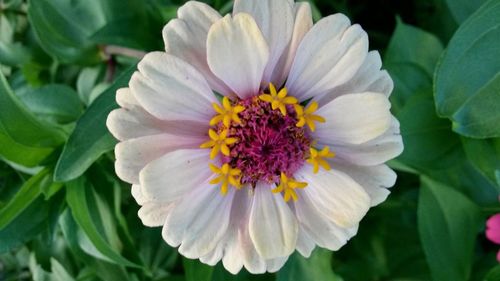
[259,83,298,116]
[294,101,325,131]
[307,146,335,174]
[272,172,308,202]
[200,129,238,159]
[210,97,245,127]
[209,163,242,195]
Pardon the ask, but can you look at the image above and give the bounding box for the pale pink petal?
[207,13,269,99]
[314,92,392,145]
[294,189,358,250]
[163,2,232,95]
[115,133,205,184]
[295,166,370,228]
[116,88,139,109]
[131,184,147,205]
[330,163,397,206]
[487,214,500,244]
[315,51,394,106]
[162,185,235,258]
[130,52,217,122]
[272,2,313,87]
[286,14,368,101]
[249,183,298,259]
[233,0,293,85]
[138,202,173,227]
[327,117,403,166]
[139,149,212,202]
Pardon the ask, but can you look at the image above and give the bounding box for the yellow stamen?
[210,97,245,127]
[272,172,308,202]
[259,83,298,116]
[294,101,325,131]
[209,163,242,195]
[200,129,238,159]
[307,146,335,174]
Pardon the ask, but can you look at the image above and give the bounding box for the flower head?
[486,214,500,262]
[107,0,403,274]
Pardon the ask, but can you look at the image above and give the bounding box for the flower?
[486,214,500,262]
[107,0,403,274]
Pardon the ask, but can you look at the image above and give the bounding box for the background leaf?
[417,176,482,281]
[434,0,500,138]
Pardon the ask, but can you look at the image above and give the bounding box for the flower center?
[224,96,310,186]
[201,83,332,202]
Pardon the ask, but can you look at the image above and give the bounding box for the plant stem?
[103,45,146,60]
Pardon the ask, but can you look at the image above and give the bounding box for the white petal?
[233,0,293,85]
[207,13,269,98]
[314,92,392,145]
[221,231,244,274]
[329,117,404,166]
[131,184,147,205]
[331,163,396,206]
[163,185,234,258]
[294,189,357,250]
[286,14,368,101]
[266,257,288,273]
[107,106,207,142]
[116,88,139,109]
[138,202,173,227]
[296,166,370,228]
[315,51,394,106]
[140,149,211,202]
[296,225,315,257]
[115,134,204,184]
[163,2,232,95]
[249,184,298,259]
[130,52,217,122]
[272,2,313,87]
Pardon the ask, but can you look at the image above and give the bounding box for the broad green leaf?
[434,0,500,138]
[462,137,500,190]
[183,258,214,281]
[486,266,500,281]
[0,196,52,253]
[444,0,487,23]
[418,177,482,281]
[397,91,463,171]
[18,84,84,124]
[50,258,76,281]
[277,249,341,281]
[54,65,135,182]
[0,71,67,147]
[65,177,140,268]
[0,42,30,66]
[414,0,458,43]
[0,123,53,167]
[385,18,444,77]
[0,169,56,230]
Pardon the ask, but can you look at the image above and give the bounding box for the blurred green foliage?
[1,0,500,280]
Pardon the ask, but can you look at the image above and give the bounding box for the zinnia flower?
[107,0,403,274]
[486,214,500,262]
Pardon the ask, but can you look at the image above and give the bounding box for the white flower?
[106,0,403,274]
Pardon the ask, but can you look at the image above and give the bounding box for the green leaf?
[385,18,444,77]
[27,0,102,64]
[277,249,341,281]
[0,42,30,66]
[444,0,487,23]
[434,0,500,138]
[485,266,500,281]
[54,65,135,182]
[0,123,53,167]
[397,91,463,171]
[417,177,482,281]
[0,169,55,230]
[18,84,84,124]
[462,137,500,190]
[0,71,67,147]
[183,258,214,281]
[65,177,140,268]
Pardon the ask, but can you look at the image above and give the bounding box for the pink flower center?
[221,96,311,186]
